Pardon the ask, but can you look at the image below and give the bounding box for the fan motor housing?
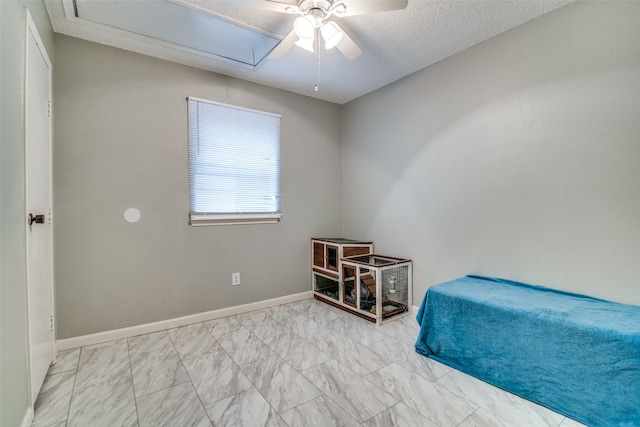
[298,0,345,17]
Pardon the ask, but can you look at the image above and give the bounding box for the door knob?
[28,213,45,231]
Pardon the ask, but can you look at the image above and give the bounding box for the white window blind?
[188,97,281,226]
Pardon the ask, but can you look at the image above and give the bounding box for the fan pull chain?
[314,27,320,91]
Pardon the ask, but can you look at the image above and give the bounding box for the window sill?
[190,213,282,226]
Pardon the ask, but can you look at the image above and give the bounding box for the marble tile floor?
[33,299,588,427]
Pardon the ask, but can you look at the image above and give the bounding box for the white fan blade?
[268,29,298,59]
[337,0,408,17]
[333,24,362,61]
[223,0,300,14]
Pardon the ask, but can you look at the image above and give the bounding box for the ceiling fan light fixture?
[321,21,343,49]
[294,15,315,39]
[332,2,347,15]
[294,34,315,52]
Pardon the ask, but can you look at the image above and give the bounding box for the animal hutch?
[311,238,412,324]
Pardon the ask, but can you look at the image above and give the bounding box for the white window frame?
[187,97,282,226]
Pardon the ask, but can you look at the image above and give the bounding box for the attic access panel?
[72,0,280,67]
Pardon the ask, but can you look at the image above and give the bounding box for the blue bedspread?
[415,275,640,426]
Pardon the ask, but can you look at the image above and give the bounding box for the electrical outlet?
[232,272,240,286]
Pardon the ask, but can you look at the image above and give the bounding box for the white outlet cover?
[123,208,141,223]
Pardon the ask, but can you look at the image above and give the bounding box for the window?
[187,97,281,226]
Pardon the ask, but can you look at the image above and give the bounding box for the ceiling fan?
[226,0,408,61]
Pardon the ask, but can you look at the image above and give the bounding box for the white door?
[25,9,54,405]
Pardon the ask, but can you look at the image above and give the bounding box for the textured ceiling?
[45,0,572,104]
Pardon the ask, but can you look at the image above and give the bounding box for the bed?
[415,275,640,426]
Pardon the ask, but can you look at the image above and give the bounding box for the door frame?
[23,7,55,407]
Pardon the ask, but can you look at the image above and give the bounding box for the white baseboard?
[57,291,313,351]
[412,305,419,314]
[21,406,33,427]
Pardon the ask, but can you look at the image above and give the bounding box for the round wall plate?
[123,208,141,223]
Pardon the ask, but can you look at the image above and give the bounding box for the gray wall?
[54,36,343,339]
[1,2,54,426]
[342,1,640,306]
